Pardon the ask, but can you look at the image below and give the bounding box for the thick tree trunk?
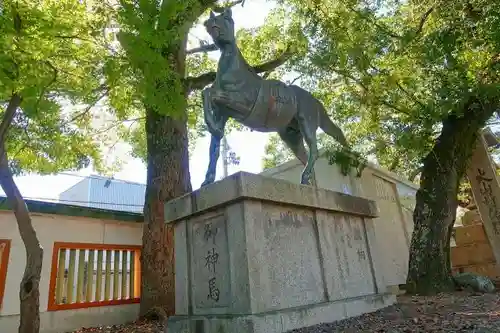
[139,104,192,318]
[406,102,494,295]
[136,0,207,316]
[0,154,43,333]
[0,94,43,333]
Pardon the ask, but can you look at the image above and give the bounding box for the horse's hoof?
[300,177,311,185]
[201,177,215,187]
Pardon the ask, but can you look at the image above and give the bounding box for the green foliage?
[115,0,212,117]
[457,178,473,207]
[237,7,308,75]
[324,145,367,177]
[115,52,217,163]
[262,133,294,170]
[111,0,239,161]
[185,52,217,142]
[264,0,500,180]
[0,0,112,175]
[262,129,367,177]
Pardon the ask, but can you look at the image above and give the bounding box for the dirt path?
[73,292,500,333]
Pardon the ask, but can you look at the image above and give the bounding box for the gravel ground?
[289,292,500,332]
[73,291,500,333]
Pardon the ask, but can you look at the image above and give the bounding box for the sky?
[6,0,276,202]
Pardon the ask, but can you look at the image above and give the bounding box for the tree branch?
[348,6,401,39]
[212,0,245,12]
[61,87,109,127]
[288,74,303,85]
[401,6,435,47]
[261,71,272,79]
[53,35,97,44]
[331,67,415,118]
[415,7,434,36]
[0,94,22,145]
[369,65,427,110]
[91,117,144,137]
[395,81,426,110]
[186,42,218,54]
[12,120,33,161]
[34,61,58,113]
[185,46,294,92]
[478,52,500,83]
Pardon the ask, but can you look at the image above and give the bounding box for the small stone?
[453,272,496,293]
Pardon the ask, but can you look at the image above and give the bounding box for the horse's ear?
[224,7,232,18]
[209,11,215,19]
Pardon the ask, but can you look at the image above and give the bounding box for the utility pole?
[222,136,229,178]
[221,136,240,179]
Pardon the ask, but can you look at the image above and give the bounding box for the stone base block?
[166,293,395,333]
[164,172,395,333]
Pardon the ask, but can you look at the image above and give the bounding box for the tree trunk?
[135,0,208,316]
[0,154,43,333]
[406,102,494,295]
[0,94,43,333]
[139,102,192,318]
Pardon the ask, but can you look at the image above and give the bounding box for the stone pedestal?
[164,172,395,333]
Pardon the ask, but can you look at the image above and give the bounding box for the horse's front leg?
[201,131,225,187]
[201,89,228,187]
[202,88,224,138]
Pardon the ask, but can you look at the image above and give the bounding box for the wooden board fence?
[47,242,141,311]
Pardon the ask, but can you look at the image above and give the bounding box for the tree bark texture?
[136,0,202,317]
[406,100,496,295]
[0,158,43,333]
[139,39,193,317]
[140,105,192,318]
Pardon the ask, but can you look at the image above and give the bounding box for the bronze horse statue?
[200,8,349,186]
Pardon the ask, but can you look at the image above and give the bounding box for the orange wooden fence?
[0,239,11,310]
[47,242,141,311]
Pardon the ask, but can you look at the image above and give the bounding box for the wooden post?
[466,131,500,265]
[121,250,128,299]
[104,250,112,300]
[113,250,120,300]
[76,250,86,302]
[55,249,66,304]
[66,249,76,304]
[86,250,95,302]
[95,250,103,301]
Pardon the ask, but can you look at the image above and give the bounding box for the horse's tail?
[318,107,349,148]
[289,84,349,147]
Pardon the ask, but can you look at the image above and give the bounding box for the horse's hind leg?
[278,120,308,166]
[296,118,319,185]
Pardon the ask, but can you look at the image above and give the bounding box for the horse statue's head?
[204,8,235,47]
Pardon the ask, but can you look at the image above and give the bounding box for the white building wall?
[0,210,143,333]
